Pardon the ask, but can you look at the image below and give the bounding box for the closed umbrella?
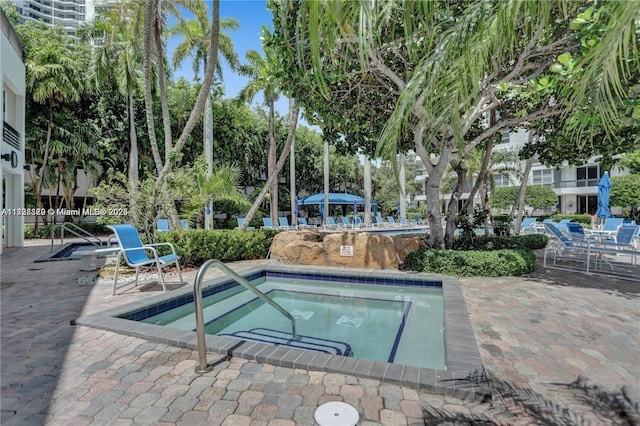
[596,171,611,220]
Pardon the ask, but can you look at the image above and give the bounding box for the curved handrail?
[193,259,297,373]
[50,222,105,252]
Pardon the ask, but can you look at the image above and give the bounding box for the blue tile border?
[73,263,490,402]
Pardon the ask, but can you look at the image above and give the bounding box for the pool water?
[135,275,445,370]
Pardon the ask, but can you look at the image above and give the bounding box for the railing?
[50,222,108,252]
[193,260,297,374]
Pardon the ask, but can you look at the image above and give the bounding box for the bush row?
[25,222,111,239]
[155,229,278,267]
[451,233,548,251]
[400,248,537,276]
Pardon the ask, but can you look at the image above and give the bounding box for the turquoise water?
[141,277,445,370]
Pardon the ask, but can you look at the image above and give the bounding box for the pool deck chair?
[600,217,624,234]
[278,217,297,230]
[374,216,388,227]
[236,217,255,230]
[297,217,315,228]
[108,224,183,296]
[262,217,278,229]
[323,216,338,230]
[519,217,539,234]
[157,219,170,232]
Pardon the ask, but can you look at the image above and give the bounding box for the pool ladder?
[50,222,115,252]
[193,259,297,374]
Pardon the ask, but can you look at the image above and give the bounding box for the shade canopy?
[299,193,378,219]
[596,172,611,219]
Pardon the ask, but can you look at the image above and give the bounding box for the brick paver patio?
[1,240,638,425]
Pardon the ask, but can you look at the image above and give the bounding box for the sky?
[167,0,291,117]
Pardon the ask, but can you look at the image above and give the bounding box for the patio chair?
[601,224,640,250]
[108,224,183,296]
[278,217,297,230]
[339,216,354,229]
[519,217,539,234]
[555,219,571,233]
[543,223,595,273]
[387,216,401,227]
[236,217,255,230]
[374,215,388,227]
[297,217,316,228]
[262,217,282,230]
[323,216,338,230]
[600,217,624,234]
[157,219,170,232]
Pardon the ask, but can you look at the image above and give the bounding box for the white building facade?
[1,8,27,248]
[14,0,113,38]
[414,128,629,217]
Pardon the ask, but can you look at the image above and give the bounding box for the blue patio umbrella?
[596,171,611,219]
[294,197,299,215]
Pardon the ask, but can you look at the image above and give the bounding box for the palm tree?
[81,2,143,216]
[169,4,239,228]
[237,49,282,224]
[19,23,85,231]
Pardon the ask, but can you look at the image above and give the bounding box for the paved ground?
[1,239,638,425]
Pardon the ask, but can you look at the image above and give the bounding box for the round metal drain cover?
[314,401,359,426]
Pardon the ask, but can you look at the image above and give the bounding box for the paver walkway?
[1,240,638,425]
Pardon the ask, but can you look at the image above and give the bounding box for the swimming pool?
[35,241,114,262]
[74,264,489,400]
[126,273,445,370]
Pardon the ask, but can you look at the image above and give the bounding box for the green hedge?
[552,214,592,225]
[400,248,537,276]
[155,229,278,267]
[451,234,549,251]
[25,222,111,239]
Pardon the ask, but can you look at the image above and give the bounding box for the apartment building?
[15,0,116,38]
[1,8,26,248]
[414,128,629,216]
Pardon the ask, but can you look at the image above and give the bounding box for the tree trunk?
[323,138,330,224]
[240,99,299,230]
[204,92,213,230]
[127,93,138,219]
[364,158,372,223]
[512,157,534,235]
[398,152,406,220]
[444,161,467,249]
[289,139,296,226]
[35,102,54,232]
[268,101,278,224]
[142,0,163,175]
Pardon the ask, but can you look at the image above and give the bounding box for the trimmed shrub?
[25,222,111,239]
[155,229,278,267]
[451,234,548,251]
[552,214,592,225]
[400,248,536,276]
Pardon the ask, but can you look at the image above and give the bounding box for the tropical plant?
[18,23,87,230]
[269,0,639,249]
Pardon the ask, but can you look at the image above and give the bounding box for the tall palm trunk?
[240,99,299,230]
[512,156,534,235]
[268,101,278,224]
[323,138,330,224]
[34,101,54,232]
[127,93,138,218]
[142,0,163,175]
[364,158,372,223]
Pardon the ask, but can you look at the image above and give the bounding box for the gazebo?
[299,193,378,220]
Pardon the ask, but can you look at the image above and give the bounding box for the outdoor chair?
[519,217,539,234]
[108,224,183,296]
[387,216,401,227]
[262,217,283,230]
[157,218,189,231]
[236,217,255,230]
[297,217,316,228]
[323,216,338,229]
[157,219,170,232]
[339,216,354,229]
[374,215,388,227]
[600,217,624,234]
[278,217,297,230]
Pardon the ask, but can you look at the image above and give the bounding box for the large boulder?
[323,232,398,269]
[269,230,420,269]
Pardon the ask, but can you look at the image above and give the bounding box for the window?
[576,165,600,187]
[493,173,510,188]
[532,169,553,186]
[499,129,510,144]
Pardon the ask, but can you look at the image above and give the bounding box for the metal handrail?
[193,259,297,373]
[50,222,105,252]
